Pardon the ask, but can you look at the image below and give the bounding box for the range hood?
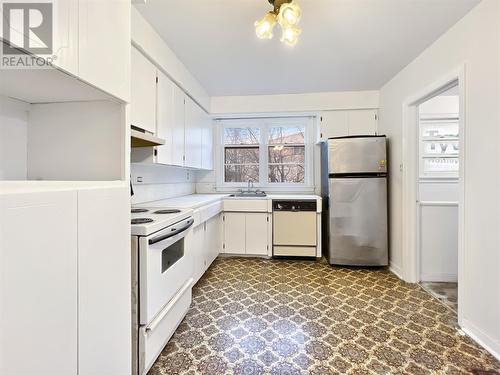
[131,128,166,148]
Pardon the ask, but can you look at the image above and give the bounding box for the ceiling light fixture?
[255,0,302,46]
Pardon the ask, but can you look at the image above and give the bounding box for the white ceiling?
[136,0,480,96]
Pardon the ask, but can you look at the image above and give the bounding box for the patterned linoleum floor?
[149,257,500,375]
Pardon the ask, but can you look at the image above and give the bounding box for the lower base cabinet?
[191,214,222,284]
[0,186,130,375]
[0,191,78,375]
[222,212,269,256]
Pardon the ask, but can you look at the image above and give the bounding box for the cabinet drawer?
[223,199,268,212]
[139,281,192,375]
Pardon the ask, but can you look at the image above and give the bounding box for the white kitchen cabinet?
[52,0,79,76]
[77,186,130,375]
[201,115,214,170]
[184,96,203,169]
[156,69,175,165]
[321,109,378,140]
[171,85,186,167]
[78,0,131,102]
[191,214,221,284]
[191,223,206,284]
[0,191,78,375]
[348,109,378,136]
[245,213,269,255]
[206,214,222,266]
[223,212,247,254]
[222,212,270,256]
[321,111,349,139]
[131,46,157,133]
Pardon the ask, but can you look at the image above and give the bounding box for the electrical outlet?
[137,176,143,183]
[186,171,190,181]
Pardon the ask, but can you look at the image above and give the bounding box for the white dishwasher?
[272,200,317,257]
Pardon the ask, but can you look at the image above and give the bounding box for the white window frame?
[216,117,315,192]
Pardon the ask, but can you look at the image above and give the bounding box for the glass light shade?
[281,26,301,46]
[255,12,277,39]
[277,1,302,28]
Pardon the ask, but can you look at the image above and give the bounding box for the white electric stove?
[131,206,194,375]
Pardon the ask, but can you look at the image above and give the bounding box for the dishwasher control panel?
[272,200,317,212]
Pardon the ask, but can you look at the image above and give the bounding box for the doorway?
[417,84,460,312]
[401,67,465,323]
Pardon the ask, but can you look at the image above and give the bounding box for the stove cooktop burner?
[131,218,154,225]
[131,208,149,213]
[154,209,182,214]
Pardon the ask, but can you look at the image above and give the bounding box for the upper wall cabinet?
[78,0,131,102]
[0,0,130,103]
[321,109,378,140]
[184,96,203,169]
[201,116,213,170]
[131,47,157,133]
[52,0,79,76]
[171,85,186,167]
[156,70,174,165]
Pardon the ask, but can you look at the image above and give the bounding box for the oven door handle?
[148,219,194,245]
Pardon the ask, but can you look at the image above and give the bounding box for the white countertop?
[135,194,229,209]
[135,193,321,210]
[0,180,127,195]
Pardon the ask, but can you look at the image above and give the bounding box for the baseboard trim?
[461,318,500,361]
[420,273,458,282]
[389,262,403,279]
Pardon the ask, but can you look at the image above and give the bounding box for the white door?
[245,213,269,255]
[223,213,246,254]
[78,0,131,102]
[156,70,175,165]
[184,97,203,169]
[348,109,378,136]
[131,47,157,133]
[171,86,185,167]
[201,115,214,170]
[321,111,349,140]
[0,191,78,375]
[77,186,130,375]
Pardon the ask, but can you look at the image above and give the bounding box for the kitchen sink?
[229,192,267,198]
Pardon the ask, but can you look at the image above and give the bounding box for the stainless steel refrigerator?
[321,136,388,266]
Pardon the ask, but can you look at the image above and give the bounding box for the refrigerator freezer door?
[328,177,388,266]
[328,137,387,174]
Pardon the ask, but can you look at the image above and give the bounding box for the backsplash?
[131,163,196,204]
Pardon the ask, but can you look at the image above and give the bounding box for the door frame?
[401,65,466,324]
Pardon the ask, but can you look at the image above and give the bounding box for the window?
[224,127,260,183]
[268,126,305,183]
[419,118,459,179]
[220,118,312,188]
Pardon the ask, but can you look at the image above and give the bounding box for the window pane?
[224,128,260,145]
[225,147,259,164]
[268,126,305,144]
[225,165,259,183]
[269,165,305,183]
[268,145,305,164]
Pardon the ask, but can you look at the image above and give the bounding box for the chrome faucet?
[247,179,254,193]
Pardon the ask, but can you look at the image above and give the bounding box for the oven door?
[139,218,194,325]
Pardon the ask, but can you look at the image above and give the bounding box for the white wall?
[27,102,124,181]
[131,7,210,112]
[211,90,379,114]
[0,96,29,180]
[131,163,196,204]
[379,0,500,358]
